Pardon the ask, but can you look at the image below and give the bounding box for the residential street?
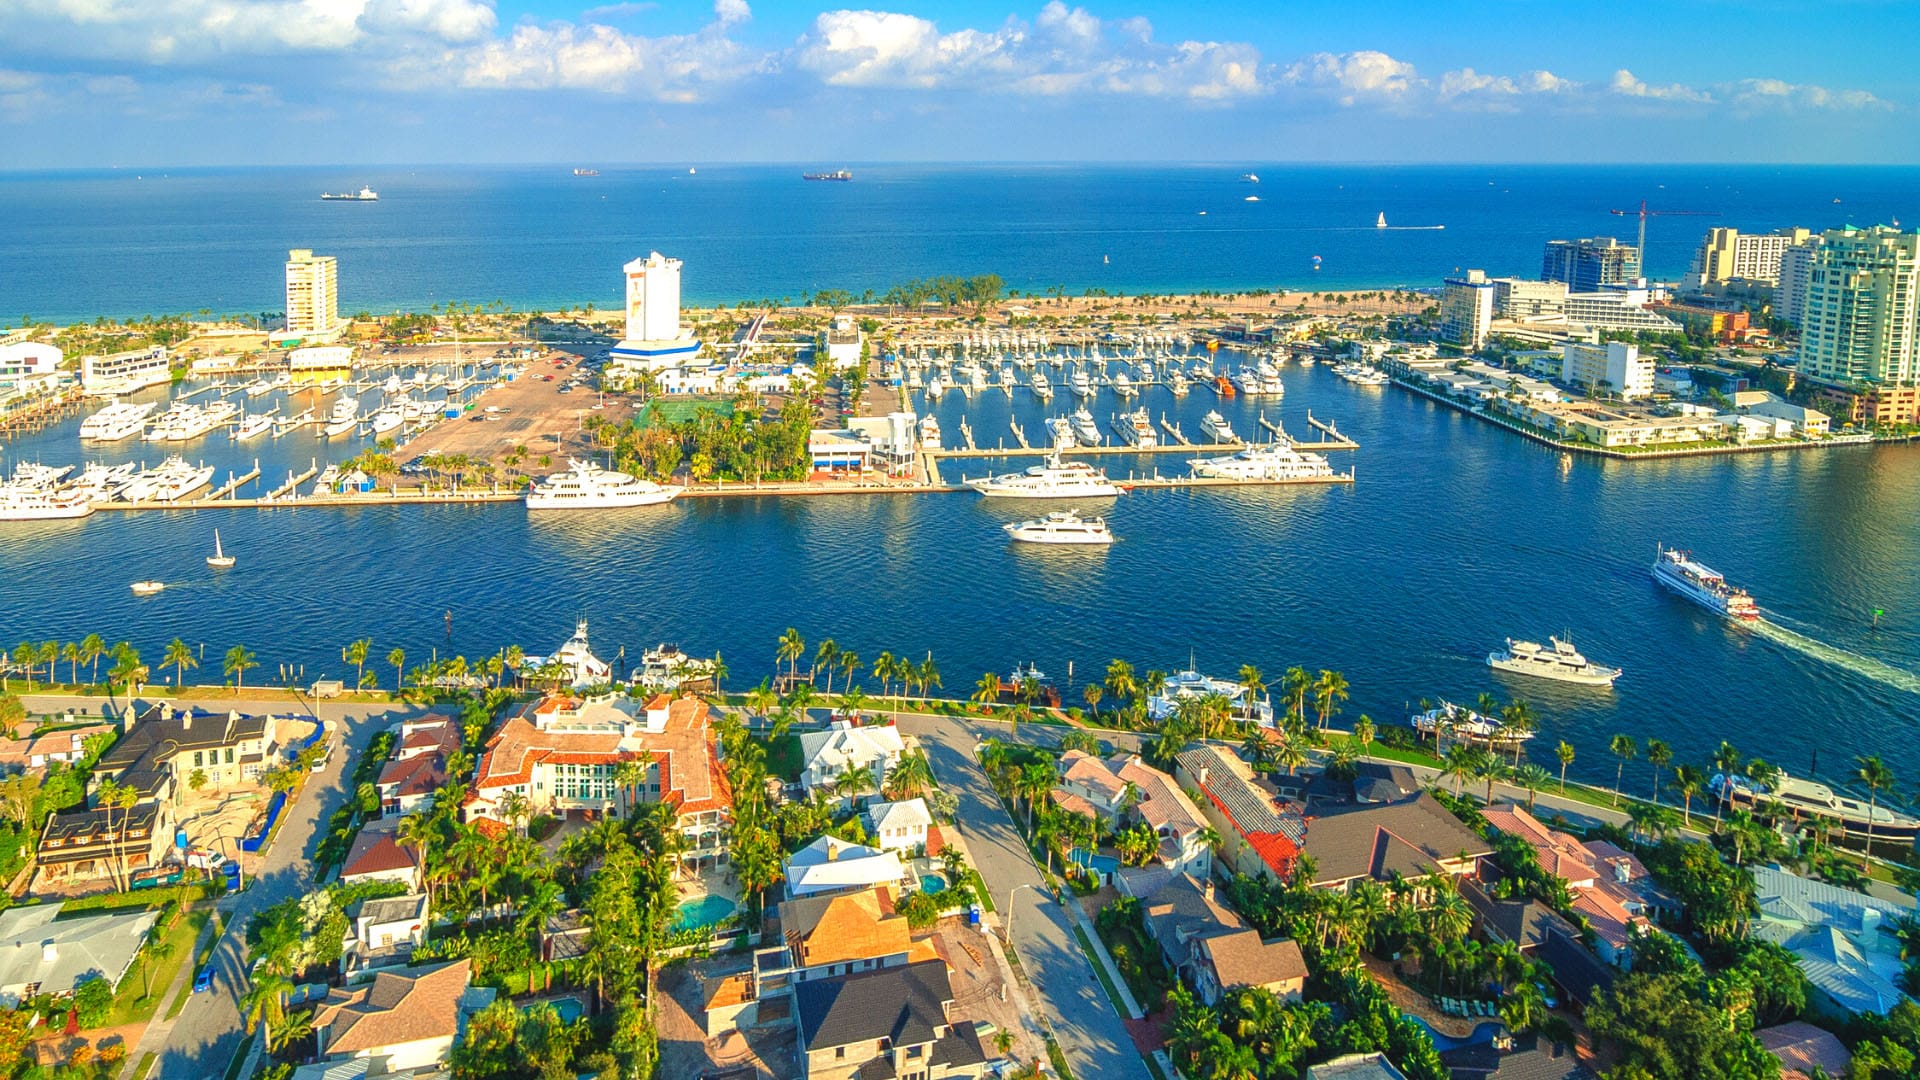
[21,693,413,1080]
[901,713,1153,1080]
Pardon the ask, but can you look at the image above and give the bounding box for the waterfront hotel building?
[608,251,701,371]
[285,248,341,340]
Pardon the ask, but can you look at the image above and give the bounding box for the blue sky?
[0,0,1911,166]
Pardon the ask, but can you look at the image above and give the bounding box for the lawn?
[762,733,804,783]
[105,908,211,1028]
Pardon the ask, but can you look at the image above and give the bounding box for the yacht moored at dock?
[322,397,360,437]
[1187,442,1334,480]
[1199,411,1238,443]
[1070,407,1102,447]
[79,400,156,441]
[0,482,94,521]
[1487,636,1621,686]
[1711,771,1920,845]
[1114,408,1158,449]
[121,457,215,502]
[965,455,1121,499]
[526,459,683,510]
[1004,509,1115,546]
[1412,701,1535,746]
[1653,545,1759,621]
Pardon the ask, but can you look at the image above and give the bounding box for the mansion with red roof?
[467,692,732,867]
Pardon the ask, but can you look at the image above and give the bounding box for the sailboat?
[1376,212,1388,228]
[206,529,236,569]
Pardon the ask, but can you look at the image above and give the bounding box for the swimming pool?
[920,873,948,894]
[525,996,587,1024]
[673,894,737,931]
[1404,1016,1503,1051]
[1069,849,1121,876]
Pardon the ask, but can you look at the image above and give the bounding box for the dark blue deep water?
[1,164,1914,322]
[4,165,1920,797]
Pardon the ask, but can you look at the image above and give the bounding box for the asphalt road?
[22,693,413,1080]
[901,712,1152,1080]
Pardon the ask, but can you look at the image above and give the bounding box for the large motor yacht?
[80,400,156,441]
[1004,509,1115,546]
[1711,771,1920,844]
[1187,442,1334,481]
[1487,636,1621,686]
[527,459,683,510]
[965,456,1121,499]
[1200,410,1239,443]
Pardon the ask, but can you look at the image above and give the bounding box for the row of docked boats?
[1331,361,1391,386]
[0,456,216,519]
[961,438,1339,497]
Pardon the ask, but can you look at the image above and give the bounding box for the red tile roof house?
[338,819,421,890]
[465,692,732,871]
[1174,745,1489,895]
[1482,806,1654,967]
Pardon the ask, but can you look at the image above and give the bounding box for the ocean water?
[4,358,1920,798]
[1,164,1914,323]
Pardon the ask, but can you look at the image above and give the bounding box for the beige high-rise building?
[1687,226,1811,287]
[285,249,339,338]
[1439,270,1495,350]
[1799,226,1920,386]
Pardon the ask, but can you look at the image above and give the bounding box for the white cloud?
[792,6,1266,100]
[1282,51,1419,105]
[1609,68,1713,104]
[0,0,494,62]
[452,11,760,100]
[1727,77,1884,111]
[714,0,752,28]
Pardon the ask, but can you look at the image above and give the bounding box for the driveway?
[901,712,1151,1080]
[20,693,420,1080]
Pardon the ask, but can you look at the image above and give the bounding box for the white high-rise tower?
[609,251,700,371]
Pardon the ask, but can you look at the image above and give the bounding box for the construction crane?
[1609,198,1720,255]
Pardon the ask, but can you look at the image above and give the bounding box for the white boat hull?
[527,486,684,510]
[1486,655,1620,686]
[1007,531,1114,545]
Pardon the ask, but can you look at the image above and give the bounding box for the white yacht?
[965,456,1121,499]
[234,413,272,440]
[1487,636,1621,687]
[80,400,156,441]
[526,459,683,510]
[130,581,165,596]
[1111,370,1137,398]
[1070,368,1094,398]
[1114,408,1158,449]
[322,397,360,437]
[1004,509,1115,546]
[1412,701,1534,746]
[1168,369,1190,397]
[369,405,404,435]
[1188,442,1335,480]
[1711,771,1920,844]
[143,402,223,442]
[926,373,946,400]
[1231,368,1261,396]
[10,463,72,488]
[1199,411,1239,443]
[1149,670,1274,728]
[122,456,215,502]
[1030,370,1053,400]
[245,377,276,398]
[0,482,94,521]
[1046,416,1077,449]
[1071,408,1102,446]
[1653,545,1760,622]
[67,462,137,500]
[918,414,942,450]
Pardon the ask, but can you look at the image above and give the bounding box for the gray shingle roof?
[1177,745,1306,843]
[795,958,954,1051]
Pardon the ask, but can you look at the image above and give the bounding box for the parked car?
[193,966,214,993]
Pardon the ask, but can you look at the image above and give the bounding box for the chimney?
[41,944,57,964]
[180,710,191,731]
[1198,766,1209,786]
[160,702,173,723]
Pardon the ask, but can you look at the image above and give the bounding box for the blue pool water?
[1070,849,1121,876]
[673,894,737,931]
[920,874,948,894]
[525,996,586,1024]
[1405,1016,1504,1051]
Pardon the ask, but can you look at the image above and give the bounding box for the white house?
[1752,865,1910,1016]
[799,720,906,795]
[344,894,429,972]
[865,798,932,853]
[785,835,908,898]
[0,903,159,1006]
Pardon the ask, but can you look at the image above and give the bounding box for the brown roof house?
[338,820,421,891]
[1756,1021,1852,1080]
[727,885,939,1037]
[1121,867,1307,1007]
[307,959,494,1074]
[794,958,989,1080]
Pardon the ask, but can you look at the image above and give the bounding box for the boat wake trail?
[1752,617,1920,695]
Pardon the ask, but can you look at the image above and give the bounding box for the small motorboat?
[131,581,166,596]
[207,529,235,569]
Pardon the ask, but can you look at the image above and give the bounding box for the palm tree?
[1274,738,1307,778]
[1236,664,1266,721]
[1670,764,1706,827]
[776,628,805,683]
[1082,683,1103,717]
[1499,700,1536,766]
[1104,659,1137,707]
[270,1008,314,1054]
[872,651,897,697]
[1608,734,1637,806]
[838,686,871,720]
[241,972,293,1053]
[1280,667,1309,731]
[1556,740,1575,791]
[163,638,197,687]
[11,644,33,692]
[1855,754,1896,867]
[814,639,840,694]
[61,641,79,685]
[223,645,258,696]
[79,633,106,685]
[1514,763,1552,811]
[746,679,778,730]
[1645,738,1672,803]
[343,638,372,689]
[1352,715,1375,751]
[837,651,862,695]
[1311,669,1349,731]
[972,672,1000,706]
[916,655,941,698]
[1441,744,1478,795]
[388,647,406,691]
[1712,741,1744,827]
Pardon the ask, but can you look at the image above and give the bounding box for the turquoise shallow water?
[1,164,1913,322]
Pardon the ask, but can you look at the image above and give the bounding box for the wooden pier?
[206,462,261,500]
[1158,417,1190,445]
[268,465,319,501]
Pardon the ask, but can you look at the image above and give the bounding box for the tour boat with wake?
[1653,544,1759,621]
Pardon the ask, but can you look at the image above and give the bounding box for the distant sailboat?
[1376,212,1388,228]
[207,529,235,569]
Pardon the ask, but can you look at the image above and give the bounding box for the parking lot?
[395,350,637,469]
